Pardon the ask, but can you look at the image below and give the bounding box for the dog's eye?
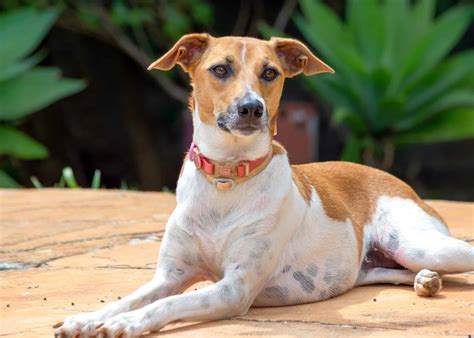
[210,65,230,79]
[262,68,279,82]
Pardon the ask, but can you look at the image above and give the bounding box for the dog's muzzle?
[218,99,267,135]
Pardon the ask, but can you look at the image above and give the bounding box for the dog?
[54,34,474,338]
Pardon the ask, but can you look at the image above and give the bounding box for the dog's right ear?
[148,33,210,72]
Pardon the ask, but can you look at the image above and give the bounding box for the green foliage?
[0,7,86,187]
[0,67,86,120]
[71,0,213,41]
[91,169,101,189]
[161,0,213,39]
[0,126,48,159]
[110,0,153,28]
[0,169,21,188]
[31,167,103,189]
[292,0,474,164]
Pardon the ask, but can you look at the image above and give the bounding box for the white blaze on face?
[241,43,267,113]
[241,43,247,64]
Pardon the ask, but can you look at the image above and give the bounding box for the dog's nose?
[238,101,264,119]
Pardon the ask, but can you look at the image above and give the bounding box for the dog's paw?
[414,269,442,297]
[96,312,145,338]
[53,312,104,337]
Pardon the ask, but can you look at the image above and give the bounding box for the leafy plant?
[290,0,474,165]
[0,7,86,187]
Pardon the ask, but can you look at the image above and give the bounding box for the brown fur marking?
[272,140,287,156]
[291,162,446,259]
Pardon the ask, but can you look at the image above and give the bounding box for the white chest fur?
[173,154,293,276]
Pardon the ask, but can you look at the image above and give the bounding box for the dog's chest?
[175,161,289,278]
[182,203,270,278]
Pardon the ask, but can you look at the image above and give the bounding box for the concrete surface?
[1,189,473,337]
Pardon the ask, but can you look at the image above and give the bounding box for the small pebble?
[117,296,122,300]
[373,298,377,302]
[43,297,47,301]
[6,304,10,308]
[71,302,75,306]
[100,300,105,303]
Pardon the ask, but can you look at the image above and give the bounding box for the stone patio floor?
[1,189,473,337]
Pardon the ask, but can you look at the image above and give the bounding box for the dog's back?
[292,161,445,231]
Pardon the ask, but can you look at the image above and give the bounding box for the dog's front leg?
[54,263,197,337]
[97,230,285,337]
[96,272,259,337]
[54,217,202,337]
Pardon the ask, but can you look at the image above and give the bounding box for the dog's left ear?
[148,33,210,72]
[271,37,334,77]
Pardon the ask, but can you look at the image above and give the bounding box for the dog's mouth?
[217,114,266,136]
[231,125,261,136]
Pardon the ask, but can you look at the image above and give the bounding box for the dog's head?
[149,34,333,137]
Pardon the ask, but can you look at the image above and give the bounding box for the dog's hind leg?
[356,268,443,296]
[361,197,474,297]
[373,198,474,274]
[393,229,474,274]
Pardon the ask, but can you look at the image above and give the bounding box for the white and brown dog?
[54,34,474,338]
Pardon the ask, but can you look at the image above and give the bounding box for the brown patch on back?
[291,162,446,259]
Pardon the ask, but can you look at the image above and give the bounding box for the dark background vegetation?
[1,0,473,200]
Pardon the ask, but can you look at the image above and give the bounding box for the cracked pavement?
[1,189,473,337]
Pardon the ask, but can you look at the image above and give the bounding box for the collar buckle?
[213,178,235,191]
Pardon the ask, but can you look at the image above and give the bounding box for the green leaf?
[397,89,474,131]
[399,4,473,88]
[340,133,362,162]
[381,0,409,69]
[0,67,86,120]
[30,176,43,189]
[410,0,436,40]
[0,126,48,159]
[377,96,406,127]
[303,75,360,112]
[332,107,367,134]
[294,1,368,115]
[91,169,101,189]
[347,0,385,66]
[406,50,474,115]
[0,170,21,188]
[0,50,46,82]
[393,108,474,145]
[295,0,366,75]
[0,7,58,67]
[62,167,79,188]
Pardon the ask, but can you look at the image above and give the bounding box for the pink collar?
[189,142,272,191]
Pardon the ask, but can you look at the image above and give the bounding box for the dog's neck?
[192,101,271,163]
